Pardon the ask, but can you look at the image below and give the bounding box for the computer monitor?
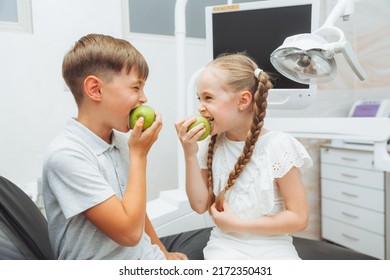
[205,0,320,109]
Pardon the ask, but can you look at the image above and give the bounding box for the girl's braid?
[206,135,218,212]
[213,71,271,212]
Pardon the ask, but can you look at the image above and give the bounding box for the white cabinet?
[320,145,389,259]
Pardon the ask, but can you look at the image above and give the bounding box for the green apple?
[129,105,156,131]
[187,115,211,141]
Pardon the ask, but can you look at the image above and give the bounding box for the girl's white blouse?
[197,131,313,259]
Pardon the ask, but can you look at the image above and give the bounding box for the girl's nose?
[198,103,206,113]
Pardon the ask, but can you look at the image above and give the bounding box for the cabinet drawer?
[322,217,384,259]
[320,147,376,170]
[321,163,384,190]
[322,198,384,234]
[321,179,384,212]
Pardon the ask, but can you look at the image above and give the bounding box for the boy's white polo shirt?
[42,118,165,260]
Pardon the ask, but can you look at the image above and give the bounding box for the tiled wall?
[294,138,330,240]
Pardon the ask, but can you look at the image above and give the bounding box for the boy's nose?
[139,93,147,104]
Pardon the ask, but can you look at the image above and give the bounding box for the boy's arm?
[84,115,161,247]
[144,214,187,260]
[83,150,148,247]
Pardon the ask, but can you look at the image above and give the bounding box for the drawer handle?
[341,173,358,179]
[342,212,359,219]
[341,191,359,198]
[342,233,359,242]
[341,157,358,162]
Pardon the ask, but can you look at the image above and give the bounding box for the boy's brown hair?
[62,33,149,106]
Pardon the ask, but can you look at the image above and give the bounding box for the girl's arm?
[211,167,308,234]
[185,159,209,214]
[175,117,209,214]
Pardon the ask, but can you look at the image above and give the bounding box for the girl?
[175,53,313,259]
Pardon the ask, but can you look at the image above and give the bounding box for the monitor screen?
[205,0,320,109]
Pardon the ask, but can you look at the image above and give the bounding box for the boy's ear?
[84,75,102,101]
[238,90,252,110]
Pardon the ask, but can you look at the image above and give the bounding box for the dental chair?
[0,176,54,260]
[0,175,377,260]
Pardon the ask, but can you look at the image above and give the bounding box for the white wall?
[0,0,120,187]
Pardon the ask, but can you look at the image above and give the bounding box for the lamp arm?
[338,41,368,81]
[314,26,367,82]
[322,0,354,28]
[327,38,367,81]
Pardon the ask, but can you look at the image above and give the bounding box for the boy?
[42,33,210,259]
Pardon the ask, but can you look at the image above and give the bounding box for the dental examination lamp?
[270,0,367,85]
[266,0,390,173]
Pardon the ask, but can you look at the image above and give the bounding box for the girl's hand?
[174,116,206,155]
[210,201,242,233]
[128,112,163,158]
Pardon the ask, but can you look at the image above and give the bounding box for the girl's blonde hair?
[62,33,149,107]
[205,53,273,212]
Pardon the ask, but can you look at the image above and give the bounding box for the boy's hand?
[128,112,162,158]
[164,251,188,260]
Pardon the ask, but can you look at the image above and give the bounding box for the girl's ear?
[83,75,102,101]
[238,90,252,110]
